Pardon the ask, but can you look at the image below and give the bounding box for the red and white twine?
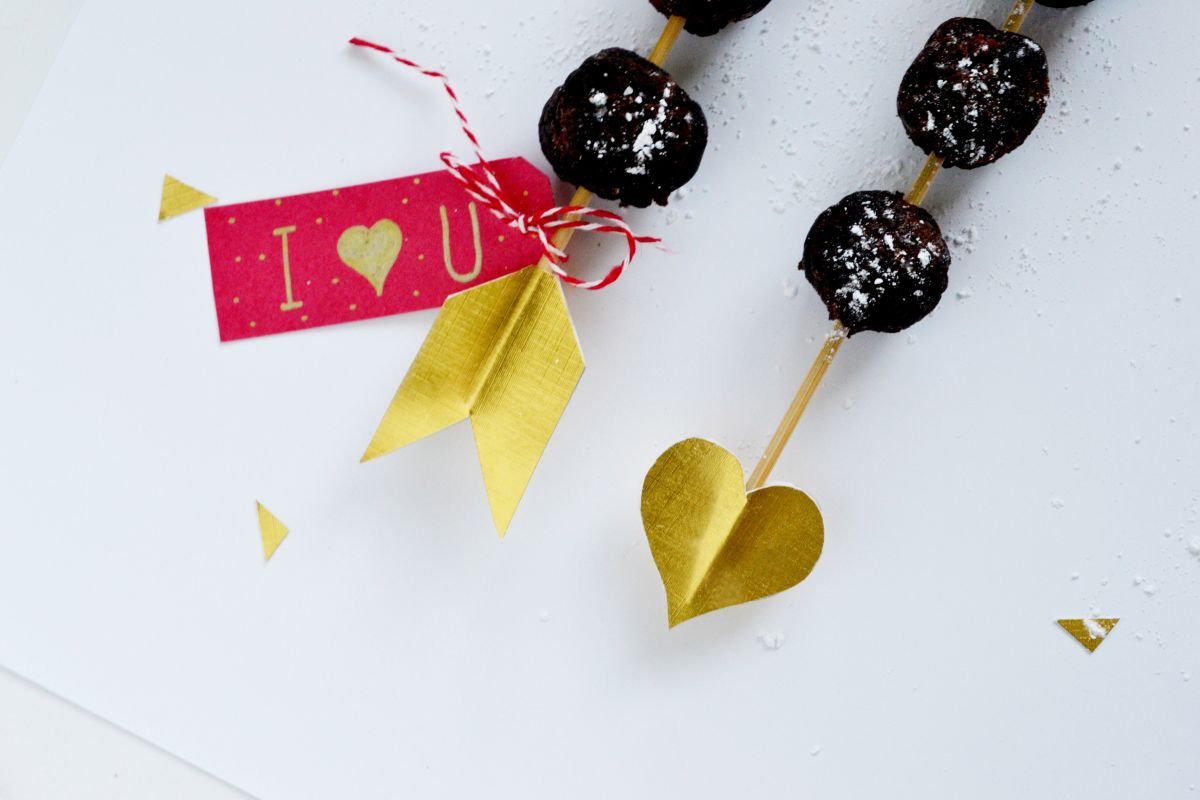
[349,37,661,291]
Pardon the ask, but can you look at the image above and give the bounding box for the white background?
[1,2,244,796]
[1,0,1198,798]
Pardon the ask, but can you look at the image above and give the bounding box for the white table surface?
[1,0,1197,798]
[0,2,246,797]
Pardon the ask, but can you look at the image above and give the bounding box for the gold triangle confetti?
[1057,618,1119,653]
[256,502,289,562]
[158,174,217,221]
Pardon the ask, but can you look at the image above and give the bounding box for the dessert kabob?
[641,0,1099,626]
[353,2,776,535]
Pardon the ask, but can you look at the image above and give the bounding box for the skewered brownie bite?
[1037,0,1096,6]
[897,17,1049,169]
[539,48,708,208]
[800,191,951,335]
[649,0,774,36]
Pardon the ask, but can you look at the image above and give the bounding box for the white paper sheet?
[2,0,1198,797]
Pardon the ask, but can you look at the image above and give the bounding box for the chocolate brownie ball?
[1037,0,1096,6]
[800,191,951,335]
[649,0,773,36]
[539,48,707,208]
[898,17,1049,169]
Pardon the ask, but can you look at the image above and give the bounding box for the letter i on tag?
[272,226,303,312]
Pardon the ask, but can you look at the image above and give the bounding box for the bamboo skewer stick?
[746,322,846,490]
[648,14,687,67]
[746,0,1037,490]
[1002,0,1036,33]
[746,158,935,490]
[905,153,943,206]
[538,185,595,264]
[536,16,686,272]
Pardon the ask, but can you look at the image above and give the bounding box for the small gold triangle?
[1057,618,1119,653]
[256,501,289,562]
[158,174,217,221]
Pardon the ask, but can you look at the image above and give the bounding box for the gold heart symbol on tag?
[641,438,824,627]
[337,219,403,296]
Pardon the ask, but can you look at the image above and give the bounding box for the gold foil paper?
[1057,618,1119,653]
[362,265,584,536]
[336,219,403,296]
[641,438,824,627]
[158,174,217,221]
[256,502,289,562]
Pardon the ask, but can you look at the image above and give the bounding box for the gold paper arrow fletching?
[362,265,584,536]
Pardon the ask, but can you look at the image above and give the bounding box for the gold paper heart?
[337,219,403,296]
[641,438,824,627]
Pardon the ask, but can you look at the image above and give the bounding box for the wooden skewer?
[648,14,687,67]
[747,156,935,490]
[747,1,1037,490]
[746,322,846,490]
[540,185,595,261]
[1003,0,1036,33]
[905,153,943,206]
[537,16,687,271]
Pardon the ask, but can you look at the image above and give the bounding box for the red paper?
[203,158,552,341]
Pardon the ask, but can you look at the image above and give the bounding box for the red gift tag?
[204,157,552,341]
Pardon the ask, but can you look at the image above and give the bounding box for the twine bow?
[350,37,661,290]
